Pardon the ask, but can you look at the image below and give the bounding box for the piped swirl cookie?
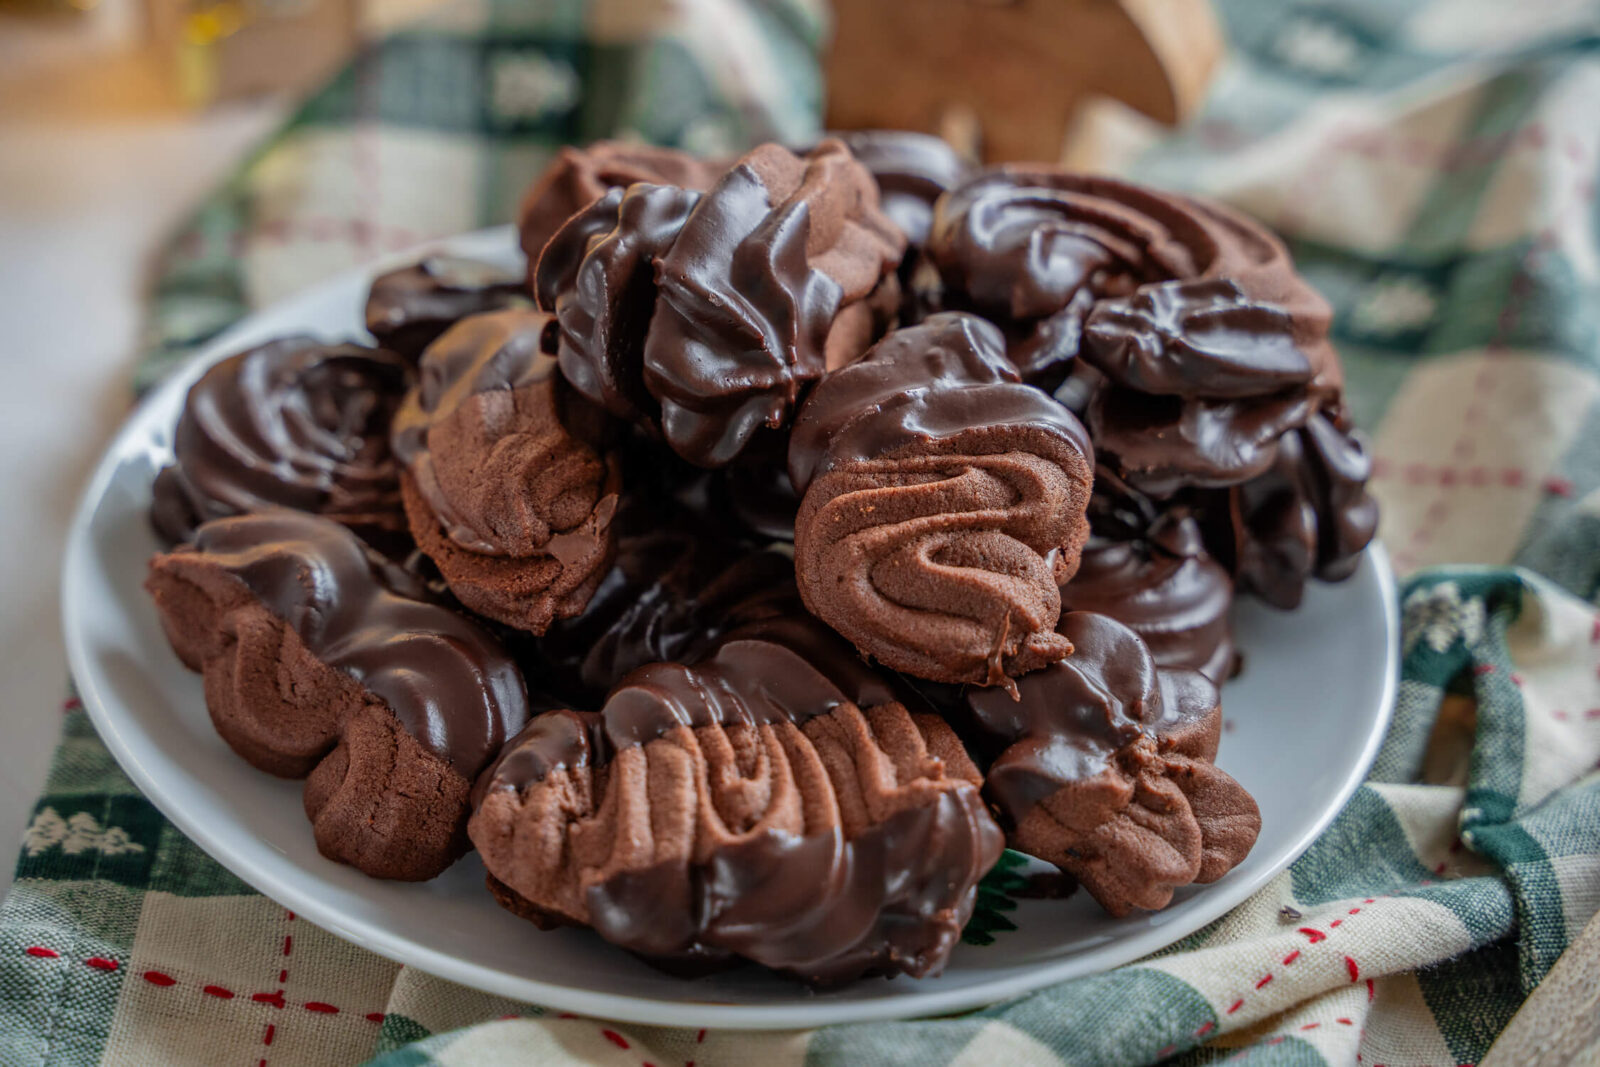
[536,140,907,467]
[516,141,724,284]
[151,337,410,544]
[365,256,528,362]
[1205,406,1379,609]
[929,169,1340,490]
[391,307,620,633]
[470,616,1003,983]
[789,312,1094,689]
[963,612,1260,916]
[146,510,529,880]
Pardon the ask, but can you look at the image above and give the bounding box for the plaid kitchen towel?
[6,1,1600,1064]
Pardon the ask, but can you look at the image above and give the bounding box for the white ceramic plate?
[62,227,1399,1030]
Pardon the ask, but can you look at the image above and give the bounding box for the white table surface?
[0,57,286,894]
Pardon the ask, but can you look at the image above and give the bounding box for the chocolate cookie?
[963,612,1260,916]
[365,255,528,361]
[537,140,907,467]
[1061,512,1236,683]
[789,312,1095,689]
[146,510,529,880]
[150,337,410,544]
[470,616,1003,982]
[516,141,723,286]
[832,129,975,254]
[390,308,620,633]
[929,168,1340,475]
[1062,467,1235,681]
[1206,406,1379,609]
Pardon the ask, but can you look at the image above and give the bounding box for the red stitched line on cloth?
[1369,459,1561,491]
[24,946,375,1021]
[1392,218,1555,571]
[1205,901,1379,1046]
[1321,122,1552,172]
[601,1029,630,1049]
[61,698,81,713]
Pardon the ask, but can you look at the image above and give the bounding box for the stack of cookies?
[144,133,1377,985]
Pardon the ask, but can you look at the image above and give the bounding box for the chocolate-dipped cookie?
[365,256,528,362]
[929,168,1340,477]
[1207,406,1379,609]
[537,140,907,467]
[150,337,410,544]
[1062,467,1235,681]
[789,312,1094,689]
[1061,512,1236,683]
[516,141,724,287]
[146,510,529,880]
[963,612,1260,916]
[832,129,974,255]
[470,615,1003,983]
[391,307,620,634]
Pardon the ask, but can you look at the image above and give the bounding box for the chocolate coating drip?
[789,312,1094,688]
[1062,512,1236,682]
[516,141,723,285]
[177,510,527,774]
[151,338,409,544]
[1219,407,1379,609]
[831,129,975,251]
[643,140,906,466]
[390,307,619,633]
[472,616,1001,982]
[537,184,703,424]
[964,612,1259,916]
[537,141,905,468]
[365,256,528,362]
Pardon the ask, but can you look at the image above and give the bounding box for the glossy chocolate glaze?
[586,791,996,981]
[533,506,797,704]
[643,140,905,466]
[186,510,528,774]
[964,611,1218,822]
[831,129,975,250]
[516,141,723,283]
[365,256,528,361]
[1221,407,1379,609]
[150,337,410,544]
[1061,512,1236,682]
[536,184,703,424]
[490,616,902,787]
[788,311,1091,491]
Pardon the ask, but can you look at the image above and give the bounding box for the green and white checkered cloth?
[6,1,1600,1064]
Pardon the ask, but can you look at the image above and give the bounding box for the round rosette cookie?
[151,337,411,544]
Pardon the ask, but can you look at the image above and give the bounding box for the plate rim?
[59,227,1400,1030]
